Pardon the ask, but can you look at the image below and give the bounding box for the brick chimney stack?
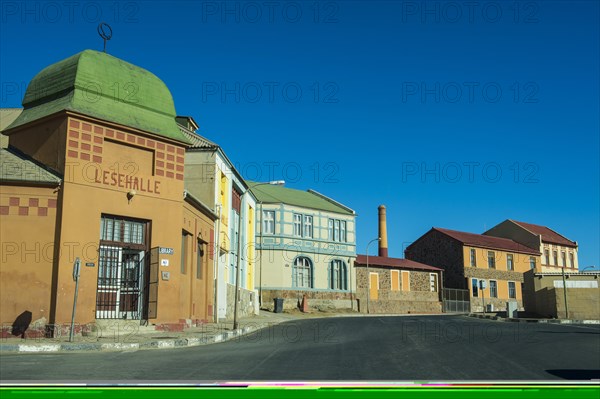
[378,205,388,257]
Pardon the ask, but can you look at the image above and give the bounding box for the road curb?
[467,313,600,324]
[0,323,266,354]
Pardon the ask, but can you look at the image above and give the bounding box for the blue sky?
[1,1,598,269]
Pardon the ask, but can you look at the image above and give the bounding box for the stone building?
[249,182,356,311]
[405,227,542,312]
[354,256,442,314]
[483,220,579,273]
[1,50,217,337]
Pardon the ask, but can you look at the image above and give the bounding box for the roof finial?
[97,22,112,53]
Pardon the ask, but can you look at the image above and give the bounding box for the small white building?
[249,182,357,311]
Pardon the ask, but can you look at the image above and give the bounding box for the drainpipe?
[259,201,263,307]
[213,204,222,323]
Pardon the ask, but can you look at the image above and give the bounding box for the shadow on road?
[545,369,600,380]
[536,330,599,335]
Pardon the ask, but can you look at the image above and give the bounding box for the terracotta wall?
[0,185,59,328]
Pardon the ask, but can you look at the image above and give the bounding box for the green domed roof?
[7,50,189,143]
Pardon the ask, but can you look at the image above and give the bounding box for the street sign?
[72,258,81,281]
[159,247,174,255]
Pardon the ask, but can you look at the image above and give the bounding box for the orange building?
[1,50,216,337]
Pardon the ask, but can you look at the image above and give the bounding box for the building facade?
[354,256,442,314]
[522,270,599,320]
[250,183,357,311]
[1,50,217,337]
[483,220,579,273]
[405,227,541,312]
[182,123,258,320]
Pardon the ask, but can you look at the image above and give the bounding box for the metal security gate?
[442,288,470,313]
[96,215,150,319]
[96,247,148,319]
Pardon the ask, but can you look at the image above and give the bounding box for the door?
[369,273,379,300]
[96,246,145,319]
[96,215,149,319]
[96,245,123,319]
[119,249,144,319]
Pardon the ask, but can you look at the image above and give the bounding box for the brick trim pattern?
[0,196,57,217]
[68,119,185,181]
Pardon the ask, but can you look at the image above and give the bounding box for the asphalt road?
[1,315,599,381]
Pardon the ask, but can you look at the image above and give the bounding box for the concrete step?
[93,320,158,337]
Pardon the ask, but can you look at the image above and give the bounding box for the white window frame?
[330,259,347,290]
[303,215,313,238]
[263,210,275,235]
[489,280,498,298]
[507,254,514,271]
[329,218,346,243]
[470,248,476,267]
[293,256,312,289]
[340,221,347,242]
[293,213,302,237]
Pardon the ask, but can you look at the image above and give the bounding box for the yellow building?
[406,227,542,312]
[1,50,217,338]
[484,220,579,273]
[180,119,258,321]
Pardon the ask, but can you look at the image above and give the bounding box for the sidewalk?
[467,313,600,324]
[0,310,349,354]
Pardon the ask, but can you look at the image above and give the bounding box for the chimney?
[378,205,388,257]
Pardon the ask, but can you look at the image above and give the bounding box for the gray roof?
[178,125,218,149]
[0,147,62,184]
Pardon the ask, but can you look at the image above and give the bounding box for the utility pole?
[561,266,569,319]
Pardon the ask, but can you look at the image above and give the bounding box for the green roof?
[5,50,189,144]
[248,182,354,215]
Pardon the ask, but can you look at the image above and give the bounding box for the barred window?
[100,216,146,246]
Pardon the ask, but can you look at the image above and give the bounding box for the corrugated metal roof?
[355,255,442,271]
[178,124,218,149]
[249,181,354,215]
[434,227,540,255]
[511,220,577,247]
[0,147,62,184]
